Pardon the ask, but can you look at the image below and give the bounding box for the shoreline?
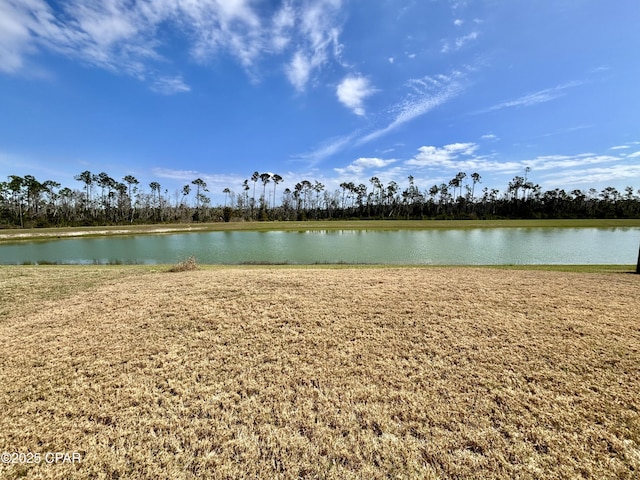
[0,263,635,274]
[1,218,639,243]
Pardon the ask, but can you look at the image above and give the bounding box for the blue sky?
[1,0,639,205]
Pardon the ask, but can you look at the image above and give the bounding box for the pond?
[1,228,639,265]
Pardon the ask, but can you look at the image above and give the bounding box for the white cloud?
[0,0,36,72]
[270,1,296,52]
[1,0,346,94]
[0,0,174,84]
[481,134,498,140]
[611,145,630,150]
[286,51,312,92]
[334,157,396,175]
[406,143,482,168]
[403,143,640,188]
[69,2,138,48]
[336,75,377,116]
[184,0,264,68]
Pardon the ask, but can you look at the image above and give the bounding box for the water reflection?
[0,228,638,265]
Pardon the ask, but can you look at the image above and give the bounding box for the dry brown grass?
[167,256,199,273]
[0,266,639,479]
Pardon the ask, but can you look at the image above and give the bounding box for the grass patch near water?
[487,264,637,273]
[167,256,199,272]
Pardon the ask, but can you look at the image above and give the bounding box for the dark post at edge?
[636,242,640,274]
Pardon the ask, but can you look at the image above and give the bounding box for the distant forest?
[1,170,640,228]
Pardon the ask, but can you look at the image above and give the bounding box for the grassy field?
[1,265,639,479]
[1,218,639,243]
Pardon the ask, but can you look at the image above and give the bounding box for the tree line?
[1,169,639,228]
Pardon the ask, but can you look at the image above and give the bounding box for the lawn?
[1,265,638,479]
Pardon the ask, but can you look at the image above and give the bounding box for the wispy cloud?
[0,0,38,73]
[359,70,467,144]
[336,75,378,116]
[611,142,640,154]
[153,168,202,182]
[286,51,312,91]
[153,168,246,193]
[150,75,191,95]
[0,0,180,85]
[441,31,478,53]
[295,133,357,165]
[285,0,344,91]
[1,0,346,93]
[478,81,583,113]
[542,164,640,187]
[270,1,296,52]
[540,124,593,138]
[526,154,619,171]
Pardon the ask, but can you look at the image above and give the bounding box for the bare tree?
[260,173,271,210]
[8,175,25,227]
[471,173,481,201]
[251,171,259,218]
[192,178,208,220]
[271,174,283,210]
[74,170,93,210]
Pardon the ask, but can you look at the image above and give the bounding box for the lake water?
[1,228,639,265]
